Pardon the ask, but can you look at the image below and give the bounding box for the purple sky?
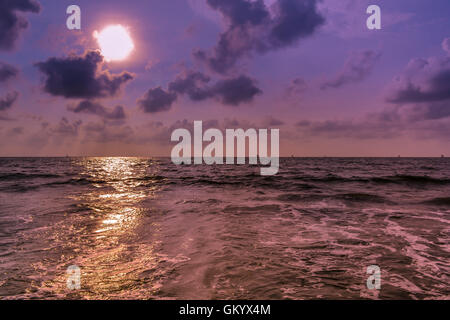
[0,0,449,157]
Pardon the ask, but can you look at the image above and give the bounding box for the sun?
[94,25,134,62]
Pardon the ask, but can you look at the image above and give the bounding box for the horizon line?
[0,156,446,159]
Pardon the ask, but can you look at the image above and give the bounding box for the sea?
[0,157,448,299]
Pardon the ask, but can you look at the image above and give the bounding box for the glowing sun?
[94,25,134,62]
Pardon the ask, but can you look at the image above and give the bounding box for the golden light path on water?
[48,158,163,299]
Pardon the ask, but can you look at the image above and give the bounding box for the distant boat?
[441,155,445,158]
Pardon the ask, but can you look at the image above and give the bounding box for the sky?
[0,0,449,157]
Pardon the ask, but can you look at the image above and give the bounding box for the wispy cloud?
[321,50,381,90]
[0,91,19,111]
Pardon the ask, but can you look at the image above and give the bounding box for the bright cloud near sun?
[94,25,134,62]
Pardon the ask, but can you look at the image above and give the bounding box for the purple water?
[0,157,449,299]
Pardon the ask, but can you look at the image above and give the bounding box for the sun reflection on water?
[50,157,164,299]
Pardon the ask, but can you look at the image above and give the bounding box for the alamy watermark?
[171,121,279,176]
[66,5,81,30]
[366,5,381,30]
[66,265,81,290]
[366,265,381,290]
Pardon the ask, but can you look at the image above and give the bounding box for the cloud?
[23,117,82,149]
[442,37,450,55]
[295,117,400,140]
[49,117,82,137]
[262,116,285,126]
[0,62,19,83]
[139,71,262,112]
[194,0,324,74]
[295,100,450,141]
[168,71,211,100]
[70,117,273,148]
[405,102,450,121]
[287,77,307,95]
[321,50,381,89]
[270,0,324,46]
[36,51,134,99]
[0,91,19,111]
[210,75,262,105]
[83,121,134,144]
[169,71,262,105]
[135,118,259,145]
[68,100,126,121]
[138,87,178,113]
[389,73,450,104]
[0,0,41,51]
[7,126,24,137]
[379,39,450,135]
[387,59,450,104]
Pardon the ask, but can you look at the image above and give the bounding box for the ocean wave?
[371,175,450,185]
[335,193,389,203]
[276,194,323,202]
[276,192,389,204]
[44,178,107,187]
[0,183,41,192]
[0,173,62,181]
[422,197,450,206]
[298,174,450,185]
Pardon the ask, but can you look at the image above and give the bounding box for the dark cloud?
[168,71,211,101]
[399,102,450,122]
[36,51,134,99]
[207,0,269,26]
[0,91,19,111]
[388,69,450,104]
[68,100,126,120]
[386,48,450,104]
[0,0,41,51]
[270,0,325,47]
[195,0,324,74]
[210,75,262,105]
[169,71,261,105]
[0,62,18,83]
[385,44,450,124]
[138,87,177,113]
[321,50,381,89]
[140,71,261,113]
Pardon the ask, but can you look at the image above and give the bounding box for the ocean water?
[0,157,448,300]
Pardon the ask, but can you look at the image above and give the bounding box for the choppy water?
[0,157,449,299]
